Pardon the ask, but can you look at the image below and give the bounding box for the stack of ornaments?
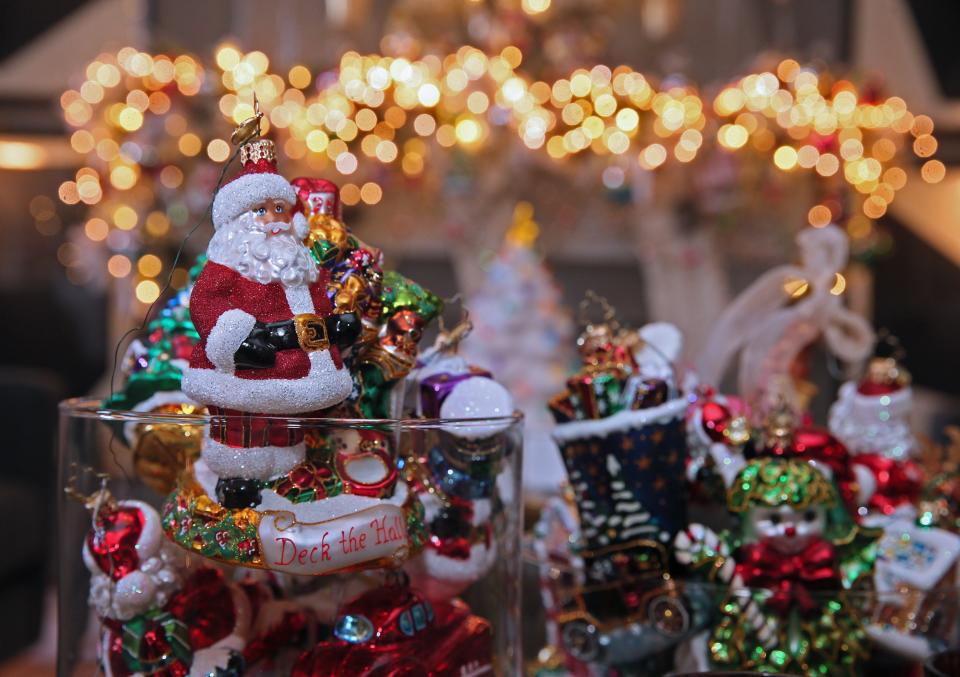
[533,306,701,675]
[531,225,960,676]
[86,124,518,676]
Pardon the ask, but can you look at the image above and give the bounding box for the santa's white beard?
[208,211,318,287]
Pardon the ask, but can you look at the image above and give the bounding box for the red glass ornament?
[171,334,194,360]
[700,401,731,443]
[165,569,237,650]
[855,453,923,514]
[87,505,145,581]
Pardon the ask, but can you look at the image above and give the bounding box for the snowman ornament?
[397,326,516,601]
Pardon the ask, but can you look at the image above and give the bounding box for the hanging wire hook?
[231,93,264,146]
[579,290,619,331]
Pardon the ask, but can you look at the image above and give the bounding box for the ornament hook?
[578,290,619,331]
[230,93,264,147]
[64,464,116,517]
[435,297,472,354]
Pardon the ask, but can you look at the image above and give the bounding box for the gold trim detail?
[294,313,330,351]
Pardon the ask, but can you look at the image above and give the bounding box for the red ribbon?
[736,538,840,614]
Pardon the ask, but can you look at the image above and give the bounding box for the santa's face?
[252,198,294,235]
[207,206,318,288]
[748,504,826,554]
[307,191,337,216]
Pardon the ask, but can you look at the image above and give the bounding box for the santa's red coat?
[182,261,353,415]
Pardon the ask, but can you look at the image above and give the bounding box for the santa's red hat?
[212,139,297,229]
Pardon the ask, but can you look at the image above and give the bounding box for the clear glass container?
[58,398,522,676]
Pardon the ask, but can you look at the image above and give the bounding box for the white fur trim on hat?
[182,349,353,414]
[202,435,306,481]
[206,309,258,372]
[212,173,298,230]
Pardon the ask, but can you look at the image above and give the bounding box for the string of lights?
[53,44,943,299]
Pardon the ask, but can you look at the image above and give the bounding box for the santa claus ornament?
[82,492,251,677]
[828,341,923,520]
[164,129,427,577]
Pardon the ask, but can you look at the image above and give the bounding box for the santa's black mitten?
[325,312,362,349]
[234,323,277,369]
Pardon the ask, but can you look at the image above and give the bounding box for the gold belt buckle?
[294,313,330,351]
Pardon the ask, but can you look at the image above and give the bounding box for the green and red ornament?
[829,348,923,520]
[349,270,443,419]
[104,255,206,494]
[674,410,882,676]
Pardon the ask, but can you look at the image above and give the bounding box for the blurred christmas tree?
[462,202,573,494]
[104,255,205,415]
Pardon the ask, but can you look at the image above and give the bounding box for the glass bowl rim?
[60,396,524,429]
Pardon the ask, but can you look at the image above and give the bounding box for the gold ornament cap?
[240,138,277,166]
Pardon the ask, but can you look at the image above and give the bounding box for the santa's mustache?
[248,211,310,240]
[252,220,292,236]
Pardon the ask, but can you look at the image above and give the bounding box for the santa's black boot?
[216,477,262,509]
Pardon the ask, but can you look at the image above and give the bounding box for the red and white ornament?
[83,499,183,621]
[83,499,252,677]
[829,375,916,462]
[829,359,922,518]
